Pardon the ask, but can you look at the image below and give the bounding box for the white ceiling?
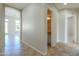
[6,3,30,10]
[55,3,79,10]
[6,3,79,10]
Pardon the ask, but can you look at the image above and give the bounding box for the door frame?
[3,4,22,47]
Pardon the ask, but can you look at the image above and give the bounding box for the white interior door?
[67,16,76,44]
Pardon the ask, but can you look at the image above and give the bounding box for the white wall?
[58,10,65,43]
[77,9,79,43]
[49,4,59,46]
[0,4,4,48]
[22,4,47,55]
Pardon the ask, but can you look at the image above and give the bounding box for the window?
[5,19,8,34]
[16,20,20,31]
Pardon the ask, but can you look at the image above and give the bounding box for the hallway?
[1,3,79,56]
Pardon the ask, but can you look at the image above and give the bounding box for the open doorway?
[4,6,21,54]
[47,8,52,48]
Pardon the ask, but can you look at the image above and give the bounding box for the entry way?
[4,6,21,52]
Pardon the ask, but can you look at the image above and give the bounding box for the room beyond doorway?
[47,8,52,47]
[4,6,21,55]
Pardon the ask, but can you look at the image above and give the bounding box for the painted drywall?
[77,9,79,43]
[0,4,4,48]
[58,10,65,43]
[49,4,59,46]
[22,4,47,55]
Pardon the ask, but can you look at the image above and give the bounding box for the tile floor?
[1,35,79,56]
[47,43,79,56]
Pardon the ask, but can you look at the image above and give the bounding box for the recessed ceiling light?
[64,3,68,5]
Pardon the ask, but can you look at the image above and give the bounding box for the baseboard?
[22,40,47,56]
